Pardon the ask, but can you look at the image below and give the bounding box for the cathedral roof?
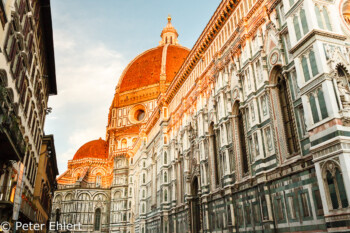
[118,44,189,93]
[72,138,108,160]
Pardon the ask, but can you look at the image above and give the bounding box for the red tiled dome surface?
[166,46,189,83]
[119,45,189,93]
[73,138,108,160]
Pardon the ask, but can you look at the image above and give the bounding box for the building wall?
[33,135,58,233]
[0,0,56,225]
[128,0,350,232]
[51,0,350,232]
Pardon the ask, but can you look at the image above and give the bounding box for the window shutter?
[327,171,339,209]
[309,50,319,77]
[300,9,309,35]
[317,89,329,119]
[315,6,323,29]
[309,95,320,123]
[323,7,332,31]
[294,16,301,41]
[302,57,311,81]
[335,169,349,208]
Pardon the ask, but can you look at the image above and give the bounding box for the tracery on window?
[323,161,349,210]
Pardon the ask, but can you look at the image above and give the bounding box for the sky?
[45,0,222,174]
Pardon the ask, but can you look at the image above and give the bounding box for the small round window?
[135,109,145,121]
[128,105,146,124]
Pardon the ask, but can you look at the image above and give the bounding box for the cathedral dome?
[73,138,108,160]
[118,44,189,93]
[116,16,189,94]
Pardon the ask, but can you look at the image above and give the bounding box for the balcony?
[0,86,26,162]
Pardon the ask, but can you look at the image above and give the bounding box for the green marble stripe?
[251,154,277,167]
[253,162,278,175]
[270,176,318,193]
[274,223,327,232]
[311,130,350,146]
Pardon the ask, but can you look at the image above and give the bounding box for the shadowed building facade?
[52,1,350,232]
[0,0,57,227]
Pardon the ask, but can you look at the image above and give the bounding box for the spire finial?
[168,14,172,23]
[159,14,179,46]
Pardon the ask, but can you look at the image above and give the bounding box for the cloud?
[45,15,126,173]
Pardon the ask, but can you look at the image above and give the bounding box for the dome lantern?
[159,15,179,46]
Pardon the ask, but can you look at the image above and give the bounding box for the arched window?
[322,7,332,31]
[309,94,319,123]
[315,5,323,29]
[209,123,220,186]
[317,89,328,119]
[142,203,145,213]
[143,173,146,184]
[309,88,328,124]
[164,152,167,164]
[94,208,101,231]
[293,16,301,40]
[315,5,332,31]
[309,50,318,77]
[300,9,309,34]
[237,108,249,174]
[277,77,298,155]
[164,189,168,202]
[302,56,310,81]
[96,174,101,187]
[55,209,60,224]
[164,172,167,183]
[121,139,127,149]
[170,37,173,44]
[324,163,349,210]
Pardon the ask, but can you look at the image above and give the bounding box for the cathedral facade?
[51,0,350,232]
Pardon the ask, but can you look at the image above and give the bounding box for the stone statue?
[337,78,350,108]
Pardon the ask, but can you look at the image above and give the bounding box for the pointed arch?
[94,208,101,231]
[269,66,299,159]
[322,160,349,210]
[209,122,220,186]
[232,101,249,175]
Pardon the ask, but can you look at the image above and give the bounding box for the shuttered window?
[300,9,309,34]
[294,16,301,40]
[317,89,328,119]
[336,169,349,208]
[315,6,323,29]
[309,95,320,123]
[323,7,332,31]
[302,56,310,81]
[309,50,319,76]
[278,78,298,154]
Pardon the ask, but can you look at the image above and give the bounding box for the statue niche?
[336,66,350,109]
